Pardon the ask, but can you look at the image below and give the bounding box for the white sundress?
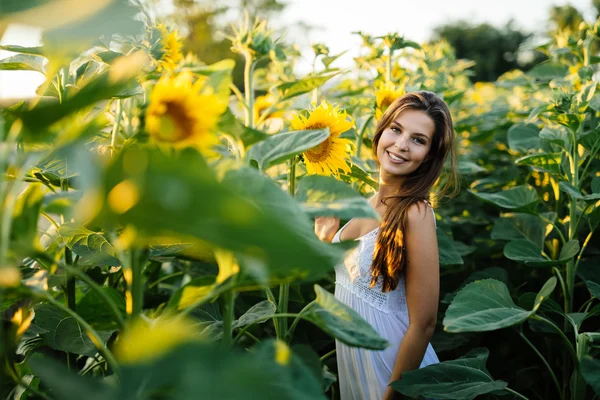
[332,210,439,400]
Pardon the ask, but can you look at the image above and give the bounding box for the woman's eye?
[391,127,400,133]
[412,137,425,145]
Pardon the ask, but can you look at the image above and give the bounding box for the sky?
[0,0,596,99]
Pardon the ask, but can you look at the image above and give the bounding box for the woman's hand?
[314,216,340,243]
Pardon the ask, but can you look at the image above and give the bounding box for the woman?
[315,91,458,400]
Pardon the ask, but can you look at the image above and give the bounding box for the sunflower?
[290,101,355,177]
[145,71,227,153]
[375,82,404,120]
[156,24,183,72]
[254,93,283,123]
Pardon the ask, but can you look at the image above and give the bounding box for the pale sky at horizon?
[0,0,596,99]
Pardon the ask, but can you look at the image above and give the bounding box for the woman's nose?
[394,134,409,151]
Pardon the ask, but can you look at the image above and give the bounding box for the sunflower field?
[1,1,600,399]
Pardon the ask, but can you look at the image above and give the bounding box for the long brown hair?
[370,91,459,292]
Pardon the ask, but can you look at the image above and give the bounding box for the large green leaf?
[295,175,379,220]
[391,348,507,399]
[274,71,342,101]
[190,59,234,100]
[203,300,277,340]
[0,44,44,56]
[491,213,547,249]
[93,148,345,281]
[42,0,144,50]
[443,278,556,332]
[34,304,113,357]
[442,267,508,304]
[76,287,125,330]
[437,228,464,266]
[580,128,600,151]
[527,62,569,80]
[0,54,46,74]
[577,259,600,299]
[540,126,571,150]
[559,181,600,201]
[507,123,540,152]
[515,152,563,175]
[582,356,600,395]
[246,128,330,171]
[470,185,538,210]
[11,183,45,252]
[302,285,388,350]
[58,223,120,266]
[28,355,112,400]
[504,239,578,266]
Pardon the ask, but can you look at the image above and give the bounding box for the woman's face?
[376,109,435,180]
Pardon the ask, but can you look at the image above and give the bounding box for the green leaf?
[443,278,555,332]
[76,287,125,330]
[34,304,113,357]
[582,356,600,395]
[515,152,563,174]
[559,181,600,201]
[0,44,44,56]
[11,183,45,251]
[295,175,379,220]
[580,128,600,151]
[203,300,277,340]
[442,268,508,304]
[470,185,538,210]
[275,71,342,101]
[0,54,46,74]
[458,160,486,175]
[504,239,576,267]
[507,123,540,152]
[302,285,388,350]
[528,62,569,80]
[58,223,120,267]
[437,228,464,266]
[28,355,113,400]
[217,109,269,147]
[577,260,600,299]
[491,213,547,249]
[391,348,507,400]
[558,240,580,260]
[96,150,346,284]
[246,128,330,171]
[540,126,571,150]
[42,0,144,50]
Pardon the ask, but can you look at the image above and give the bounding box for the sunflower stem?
[243,51,255,128]
[356,115,374,158]
[110,99,123,157]
[277,157,298,339]
[385,47,392,83]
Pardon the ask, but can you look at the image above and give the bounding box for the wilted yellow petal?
[274,340,290,366]
[108,180,139,214]
[115,316,202,364]
[0,266,21,288]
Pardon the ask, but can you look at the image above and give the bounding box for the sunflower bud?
[227,15,284,60]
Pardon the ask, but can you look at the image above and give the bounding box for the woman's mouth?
[386,151,408,164]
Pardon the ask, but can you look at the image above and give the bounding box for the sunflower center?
[380,95,395,110]
[305,137,332,162]
[304,123,327,130]
[156,101,192,142]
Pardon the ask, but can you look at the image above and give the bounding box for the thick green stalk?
[110,99,123,157]
[130,249,144,318]
[572,333,590,400]
[356,115,374,158]
[277,158,297,339]
[221,290,235,348]
[243,51,255,128]
[385,48,392,82]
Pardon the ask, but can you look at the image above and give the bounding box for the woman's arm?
[383,203,440,400]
